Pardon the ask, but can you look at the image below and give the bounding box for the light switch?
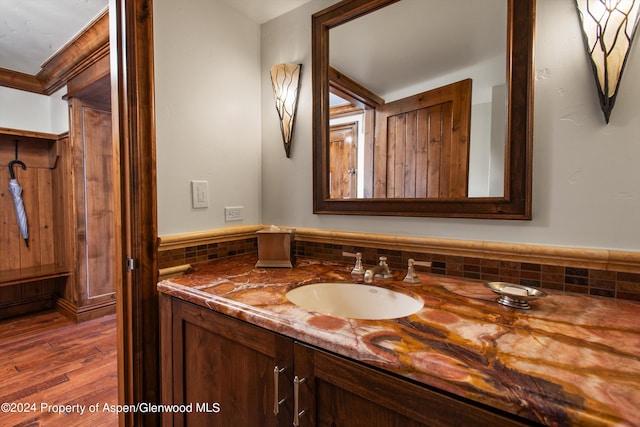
[191,180,209,208]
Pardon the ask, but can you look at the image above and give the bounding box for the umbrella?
[8,160,29,248]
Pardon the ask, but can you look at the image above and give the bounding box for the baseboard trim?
[55,297,116,323]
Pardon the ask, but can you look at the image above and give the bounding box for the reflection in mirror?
[328,0,507,199]
[312,0,534,219]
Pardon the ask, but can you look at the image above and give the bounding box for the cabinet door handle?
[273,366,286,415]
[293,375,306,426]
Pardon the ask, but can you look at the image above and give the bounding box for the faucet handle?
[343,251,365,275]
[376,256,394,279]
[403,259,432,284]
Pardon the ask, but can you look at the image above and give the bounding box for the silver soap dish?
[485,282,547,310]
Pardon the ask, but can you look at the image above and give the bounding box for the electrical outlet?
[225,206,244,222]
[191,181,209,208]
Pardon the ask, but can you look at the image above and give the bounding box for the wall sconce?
[576,0,640,123]
[270,63,301,157]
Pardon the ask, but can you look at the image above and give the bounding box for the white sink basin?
[286,282,423,320]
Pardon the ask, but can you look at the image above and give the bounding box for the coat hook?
[9,140,26,179]
[9,160,26,180]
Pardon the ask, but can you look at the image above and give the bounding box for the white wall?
[4,1,637,252]
[49,88,69,134]
[260,0,640,252]
[0,86,68,133]
[153,0,262,235]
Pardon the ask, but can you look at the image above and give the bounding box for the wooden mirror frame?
[312,0,534,219]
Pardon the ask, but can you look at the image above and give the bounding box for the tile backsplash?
[158,231,640,302]
[295,241,640,301]
[158,238,257,270]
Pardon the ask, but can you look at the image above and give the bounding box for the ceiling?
[1,0,504,100]
[330,0,506,101]
[0,0,311,76]
[0,0,109,75]
[220,0,312,25]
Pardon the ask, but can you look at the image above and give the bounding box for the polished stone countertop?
[157,254,640,426]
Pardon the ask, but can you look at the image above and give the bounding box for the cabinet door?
[293,342,528,427]
[162,297,294,427]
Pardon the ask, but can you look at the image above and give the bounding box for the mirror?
[312,0,534,219]
[329,0,506,199]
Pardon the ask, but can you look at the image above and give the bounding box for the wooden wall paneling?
[0,170,21,272]
[415,108,428,198]
[0,285,21,304]
[63,97,116,321]
[0,280,55,320]
[0,135,54,169]
[30,167,44,266]
[404,110,417,197]
[21,278,56,301]
[396,114,403,196]
[373,115,389,197]
[426,105,442,198]
[68,97,87,311]
[51,135,73,271]
[440,102,454,197]
[36,168,56,266]
[51,135,76,308]
[0,129,69,318]
[444,98,468,197]
[363,108,375,197]
[0,135,59,274]
[0,6,108,321]
[387,113,398,197]
[386,115,397,196]
[83,106,115,299]
[17,166,41,268]
[391,113,405,197]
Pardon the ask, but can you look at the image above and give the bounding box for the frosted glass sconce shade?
[576,0,640,123]
[270,63,302,157]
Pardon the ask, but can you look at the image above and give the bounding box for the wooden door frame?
[110,0,159,425]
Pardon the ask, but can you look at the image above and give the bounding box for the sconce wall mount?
[576,0,640,123]
[270,63,302,157]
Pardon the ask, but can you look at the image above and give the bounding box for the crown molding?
[0,10,109,95]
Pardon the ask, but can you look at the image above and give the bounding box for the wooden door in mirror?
[373,79,472,199]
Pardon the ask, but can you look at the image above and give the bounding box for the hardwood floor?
[0,311,118,426]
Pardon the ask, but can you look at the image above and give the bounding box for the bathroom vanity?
[158,254,640,426]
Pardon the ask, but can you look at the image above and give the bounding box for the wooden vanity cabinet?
[161,296,295,427]
[161,297,530,427]
[294,343,528,427]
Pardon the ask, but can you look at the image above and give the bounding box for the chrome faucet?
[364,256,394,283]
[403,259,432,284]
[343,251,365,275]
